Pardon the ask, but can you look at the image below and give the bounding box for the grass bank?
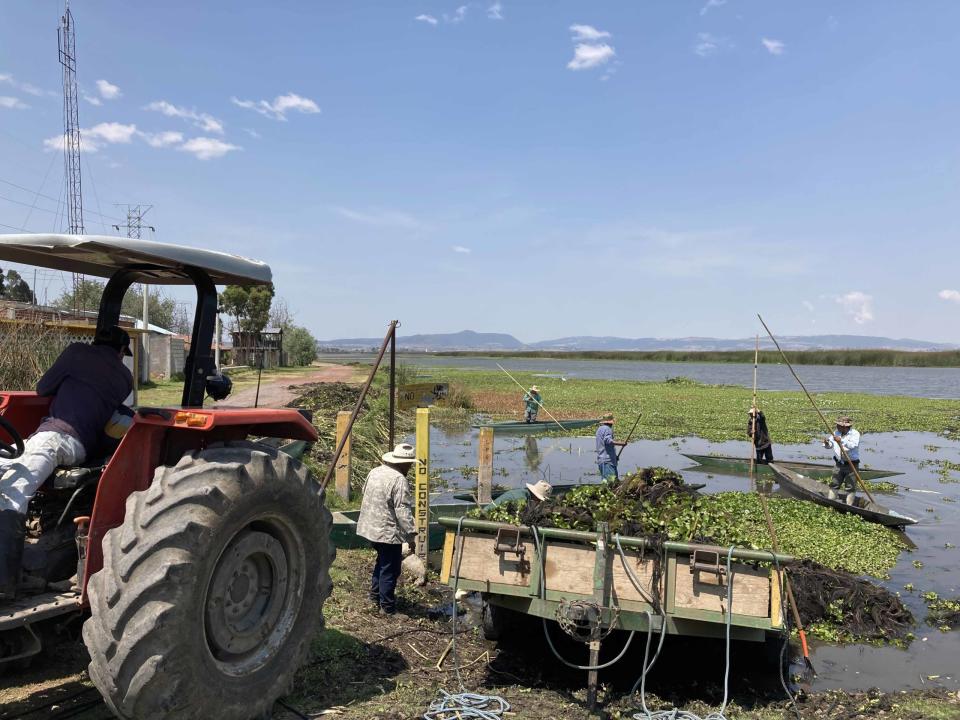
[438,349,960,368]
[427,369,960,443]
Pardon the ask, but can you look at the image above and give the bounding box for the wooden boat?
[470,418,600,433]
[682,454,900,482]
[451,480,706,503]
[768,463,917,528]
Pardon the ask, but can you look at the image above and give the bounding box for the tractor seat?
[51,461,107,491]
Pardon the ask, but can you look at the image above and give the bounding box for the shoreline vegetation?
[427,369,960,443]
[432,349,960,368]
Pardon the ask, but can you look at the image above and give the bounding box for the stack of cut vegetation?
[472,467,913,642]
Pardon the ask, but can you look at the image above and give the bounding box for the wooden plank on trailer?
[452,534,534,587]
[672,555,770,618]
[770,569,783,628]
[543,542,660,604]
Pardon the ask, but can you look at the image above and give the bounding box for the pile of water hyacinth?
[471,468,914,642]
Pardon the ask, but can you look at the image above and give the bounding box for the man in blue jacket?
[0,326,133,599]
[596,414,626,480]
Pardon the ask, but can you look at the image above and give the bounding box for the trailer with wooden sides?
[438,517,791,702]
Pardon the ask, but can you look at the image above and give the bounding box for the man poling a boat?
[523,385,542,423]
[824,416,861,505]
[747,407,774,464]
[596,414,627,480]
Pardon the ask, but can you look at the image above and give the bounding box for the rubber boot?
[0,509,26,600]
[845,493,856,506]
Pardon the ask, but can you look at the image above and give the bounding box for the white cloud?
[452,245,471,254]
[570,24,611,41]
[802,300,815,312]
[231,92,320,121]
[761,37,785,55]
[694,32,731,57]
[0,96,29,110]
[568,44,615,70]
[243,128,262,139]
[42,122,137,153]
[139,130,184,148]
[83,94,102,106]
[145,100,224,134]
[835,291,874,324]
[0,72,46,98]
[96,79,121,100]
[446,5,468,23]
[700,0,727,16]
[178,137,240,160]
[487,2,503,20]
[415,13,438,25]
[333,206,422,231]
[938,290,960,304]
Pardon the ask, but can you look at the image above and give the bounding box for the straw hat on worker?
[525,479,552,501]
[382,443,416,465]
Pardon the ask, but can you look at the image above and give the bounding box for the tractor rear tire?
[82,441,334,720]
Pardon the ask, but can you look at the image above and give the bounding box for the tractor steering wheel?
[0,416,25,460]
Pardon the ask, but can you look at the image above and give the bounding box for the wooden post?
[389,323,397,448]
[415,408,430,561]
[477,427,494,505]
[335,410,351,500]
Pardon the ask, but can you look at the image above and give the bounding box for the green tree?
[0,268,34,302]
[283,325,318,367]
[219,284,275,334]
[53,280,177,329]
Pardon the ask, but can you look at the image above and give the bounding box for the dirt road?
[218,363,359,408]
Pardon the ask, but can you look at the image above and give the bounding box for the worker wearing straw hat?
[823,416,861,505]
[487,479,552,508]
[596,414,626,481]
[523,385,542,423]
[356,443,417,615]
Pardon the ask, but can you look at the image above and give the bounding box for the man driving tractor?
[0,326,133,599]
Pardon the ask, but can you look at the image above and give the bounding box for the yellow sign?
[398,383,448,411]
[415,408,430,561]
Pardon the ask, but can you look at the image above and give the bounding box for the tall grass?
[0,322,70,390]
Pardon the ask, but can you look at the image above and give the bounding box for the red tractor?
[0,234,334,719]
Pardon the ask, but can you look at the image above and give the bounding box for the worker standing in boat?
[596,414,626,480]
[747,407,774,464]
[824,416,861,504]
[523,385,542,423]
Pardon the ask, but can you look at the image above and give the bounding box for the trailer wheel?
[82,442,334,719]
[480,599,516,641]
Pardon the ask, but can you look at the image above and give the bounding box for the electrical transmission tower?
[114,206,155,381]
[58,1,84,312]
[113,205,155,239]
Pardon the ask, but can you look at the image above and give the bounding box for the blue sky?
[1,1,959,342]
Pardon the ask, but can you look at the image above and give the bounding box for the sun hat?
[382,443,416,464]
[748,407,758,415]
[525,480,553,501]
[600,413,615,424]
[835,416,853,427]
[530,385,540,392]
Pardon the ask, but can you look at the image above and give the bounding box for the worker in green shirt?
[488,480,552,508]
[523,385,542,423]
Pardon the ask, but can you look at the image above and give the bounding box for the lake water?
[317,353,960,399]
[413,425,960,693]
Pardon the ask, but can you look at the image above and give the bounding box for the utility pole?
[59,1,84,314]
[113,205,155,383]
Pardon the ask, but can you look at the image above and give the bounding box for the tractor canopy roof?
[0,234,271,286]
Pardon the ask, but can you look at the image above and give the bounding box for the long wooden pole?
[757,314,876,504]
[320,320,397,493]
[616,413,642,460]
[495,363,568,432]
[749,333,815,674]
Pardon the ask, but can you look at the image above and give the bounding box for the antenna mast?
[59,1,84,312]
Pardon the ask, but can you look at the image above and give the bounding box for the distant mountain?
[320,329,525,351]
[320,331,958,352]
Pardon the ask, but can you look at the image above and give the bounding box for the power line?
[0,178,123,223]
